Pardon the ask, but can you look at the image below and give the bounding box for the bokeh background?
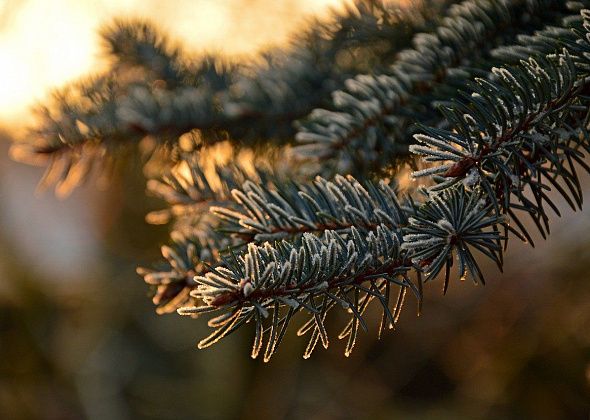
[0,1,589,419]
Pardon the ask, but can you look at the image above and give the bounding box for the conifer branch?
[212,175,408,244]
[177,180,508,359]
[12,0,437,193]
[14,0,590,362]
[178,225,416,360]
[402,186,504,293]
[100,18,206,87]
[294,0,569,176]
[137,232,226,314]
[410,21,590,243]
[173,6,590,360]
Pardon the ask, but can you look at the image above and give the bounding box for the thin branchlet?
[212,175,409,244]
[178,225,417,360]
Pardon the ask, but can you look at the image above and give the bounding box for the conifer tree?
[12,0,590,360]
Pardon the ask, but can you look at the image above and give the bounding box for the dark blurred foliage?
[0,128,588,419]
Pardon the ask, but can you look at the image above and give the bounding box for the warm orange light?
[0,0,347,128]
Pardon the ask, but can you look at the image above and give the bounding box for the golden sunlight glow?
[0,0,347,126]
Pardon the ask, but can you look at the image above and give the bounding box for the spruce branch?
[144,141,303,239]
[411,38,590,244]
[10,76,129,197]
[13,0,436,193]
[178,225,417,360]
[177,179,508,359]
[146,155,264,225]
[100,18,192,87]
[112,0,437,145]
[294,0,568,176]
[172,7,590,359]
[212,174,408,244]
[14,0,590,363]
[137,232,226,314]
[402,186,504,293]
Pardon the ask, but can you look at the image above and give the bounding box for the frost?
[463,113,478,127]
[531,132,550,144]
[462,168,480,188]
[476,198,487,210]
[437,219,455,234]
[243,282,254,297]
